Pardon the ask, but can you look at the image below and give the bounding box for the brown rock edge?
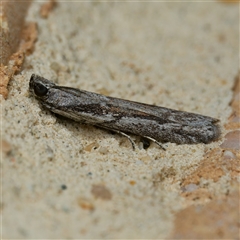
[0,1,32,65]
[0,23,37,99]
[0,1,38,99]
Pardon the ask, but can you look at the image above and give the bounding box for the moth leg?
[96,125,136,150]
[114,130,136,150]
[143,136,166,150]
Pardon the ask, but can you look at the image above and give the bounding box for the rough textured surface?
[0,52,25,99]
[2,1,239,238]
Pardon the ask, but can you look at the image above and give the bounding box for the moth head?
[29,74,56,98]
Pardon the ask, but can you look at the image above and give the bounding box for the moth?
[29,74,221,150]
